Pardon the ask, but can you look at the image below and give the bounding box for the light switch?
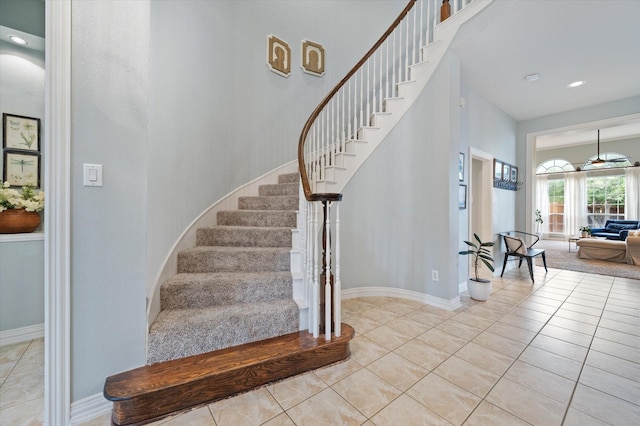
[83,164,103,187]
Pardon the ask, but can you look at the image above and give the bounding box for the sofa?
[627,230,640,265]
[589,220,640,240]
[577,230,640,264]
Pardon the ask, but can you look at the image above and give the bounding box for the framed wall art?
[511,166,518,183]
[266,34,291,77]
[493,159,502,180]
[3,113,40,152]
[301,39,325,76]
[458,152,464,182]
[3,151,40,187]
[458,184,467,210]
[502,163,510,181]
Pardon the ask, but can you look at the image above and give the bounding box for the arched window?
[536,159,574,175]
[582,152,631,170]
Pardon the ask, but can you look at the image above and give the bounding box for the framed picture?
[301,40,325,76]
[502,164,511,181]
[458,152,464,182]
[266,34,291,77]
[494,160,502,180]
[3,113,40,152]
[458,184,467,210]
[511,166,518,183]
[3,151,40,187]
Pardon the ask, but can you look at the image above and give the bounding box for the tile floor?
[1,266,639,425]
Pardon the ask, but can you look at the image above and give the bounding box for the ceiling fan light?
[592,158,606,164]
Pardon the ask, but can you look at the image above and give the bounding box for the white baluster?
[393,29,397,95]
[347,79,352,139]
[306,201,313,331]
[420,0,424,56]
[334,203,341,337]
[359,69,364,131]
[372,54,377,116]
[378,49,383,113]
[412,6,417,66]
[385,39,390,101]
[312,202,319,338]
[366,60,370,124]
[405,14,409,77]
[325,202,332,341]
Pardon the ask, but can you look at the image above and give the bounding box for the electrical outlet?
[432,270,439,281]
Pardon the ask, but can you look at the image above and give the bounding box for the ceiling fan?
[589,129,631,165]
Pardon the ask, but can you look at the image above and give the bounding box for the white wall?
[70,1,150,400]
[146,0,407,300]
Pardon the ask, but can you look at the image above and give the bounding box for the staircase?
[147,172,301,364]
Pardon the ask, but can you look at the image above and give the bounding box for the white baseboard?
[342,286,462,311]
[0,323,44,346]
[459,281,468,294]
[70,393,112,425]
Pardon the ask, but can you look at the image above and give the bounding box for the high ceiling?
[452,0,640,146]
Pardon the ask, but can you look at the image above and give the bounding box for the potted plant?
[0,181,45,234]
[459,233,495,301]
[579,226,591,238]
[535,209,543,236]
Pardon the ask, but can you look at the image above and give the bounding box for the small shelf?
[0,232,44,243]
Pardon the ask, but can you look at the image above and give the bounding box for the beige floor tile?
[565,296,606,310]
[569,383,640,426]
[498,313,545,333]
[486,322,535,345]
[472,331,526,358]
[76,412,112,426]
[548,315,597,334]
[578,365,640,405]
[343,314,382,335]
[386,315,431,338]
[349,335,390,366]
[590,336,640,363]
[526,295,564,308]
[562,302,603,317]
[529,334,588,363]
[433,356,499,398]
[208,388,282,426]
[486,377,566,425]
[0,367,44,409]
[366,351,427,391]
[406,309,448,327]
[518,345,583,380]
[463,400,529,426]
[464,305,507,322]
[394,338,451,371]
[382,299,422,315]
[454,342,514,376]
[406,373,481,425]
[554,308,600,326]
[266,371,327,409]
[285,388,366,426]
[261,412,296,426]
[417,327,468,354]
[598,317,640,336]
[600,310,639,326]
[518,300,558,315]
[604,303,639,317]
[371,394,452,426]
[159,406,215,425]
[540,324,593,347]
[504,359,575,404]
[595,326,640,348]
[562,408,609,426]
[364,324,412,350]
[607,297,640,309]
[332,368,401,417]
[360,307,401,324]
[452,311,496,330]
[585,349,640,382]
[0,396,43,425]
[436,319,483,341]
[313,358,362,386]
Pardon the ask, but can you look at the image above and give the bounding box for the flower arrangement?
[0,181,44,212]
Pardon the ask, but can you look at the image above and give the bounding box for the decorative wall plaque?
[267,34,291,77]
[301,40,325,76]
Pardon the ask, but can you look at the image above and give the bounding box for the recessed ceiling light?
[567,80,585,88]
[525,73,539,82]
[8,35,29,46]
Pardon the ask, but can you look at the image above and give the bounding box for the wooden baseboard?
[104,323,354,425]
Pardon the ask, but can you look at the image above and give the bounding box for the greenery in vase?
[579,226,591,234]
[0,181,44,212]
[459,233,495,281]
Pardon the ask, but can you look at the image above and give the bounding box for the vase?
[467,278,492,301]
[0,209,41,234]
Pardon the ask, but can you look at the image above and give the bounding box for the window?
[547,179,565,234]
[536,159,575,175]
[586,175,626,228]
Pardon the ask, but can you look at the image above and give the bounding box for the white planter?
[467,279,492,301]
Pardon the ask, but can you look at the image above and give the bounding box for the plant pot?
[581,231,588,238]
[467,278,492,301]
[0,209,41,234]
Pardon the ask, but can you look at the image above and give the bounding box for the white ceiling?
[452,0,640,147]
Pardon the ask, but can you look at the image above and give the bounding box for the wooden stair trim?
[104,323,354,425]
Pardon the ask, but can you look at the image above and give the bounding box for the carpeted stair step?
[238,195,298,211]
[196,226,292,248]
[216,210,297,228]
[160,272,293,310]
[259,182,299,197]
[278,173,299,184]
[146,300,300,364]
[178,246,290,273]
